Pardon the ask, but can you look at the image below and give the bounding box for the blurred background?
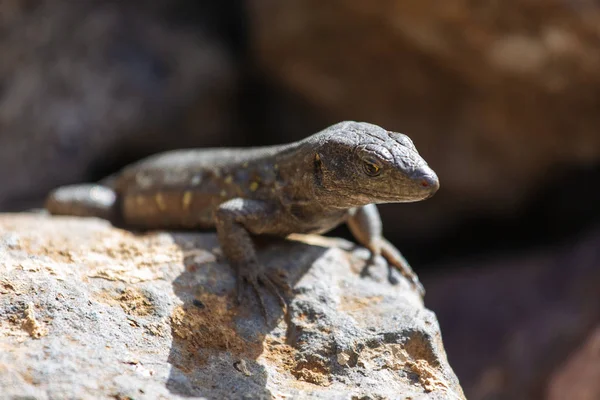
[1,1,599,398]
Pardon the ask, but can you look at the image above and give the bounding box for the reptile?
[45,121,440,318]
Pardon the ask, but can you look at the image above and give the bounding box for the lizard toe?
[259,274,288,312]
[236,277,246,306]
[386,263,426,298]
[385,263,399,285]
[267,269,292,292]
[248,277,270,322]
[236,267,285,323]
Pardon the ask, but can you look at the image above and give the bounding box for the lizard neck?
[274,141,362,211]
[274,143,319,201]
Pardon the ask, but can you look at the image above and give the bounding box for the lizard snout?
[411,168,440,198]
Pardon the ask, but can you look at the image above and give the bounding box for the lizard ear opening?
[314,153,323,187]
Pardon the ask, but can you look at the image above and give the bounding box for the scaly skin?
[46,121,440,320]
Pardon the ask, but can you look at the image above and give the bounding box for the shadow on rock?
[165,233,328,399]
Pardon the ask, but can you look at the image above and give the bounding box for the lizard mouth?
[356,190,432,203]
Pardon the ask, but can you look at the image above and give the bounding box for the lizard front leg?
[347,204,425,297]
[214,198,288,320]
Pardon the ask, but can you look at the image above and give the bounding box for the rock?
[247,0,600,237]
[423,226,600,399]
[0,214,464,399]
[0,1,239,210]
[547,326,600,400]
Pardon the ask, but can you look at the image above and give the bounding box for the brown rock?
[423,226,600,399]
[20,302,49,339]
[547,326,600,400]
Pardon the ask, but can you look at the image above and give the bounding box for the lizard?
[45,121,440,318]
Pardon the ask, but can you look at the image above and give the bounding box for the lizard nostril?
[412,169,440,194]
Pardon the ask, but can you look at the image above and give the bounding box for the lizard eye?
[362,160,381,177]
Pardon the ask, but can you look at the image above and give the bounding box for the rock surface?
[0,214,464,399]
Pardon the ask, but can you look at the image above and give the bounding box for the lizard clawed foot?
[386,263,425,297]
[359,252,378,279]
[385,262,399,285]
[360,252,401,286]
[235,265,289,322]
[377,245,426,298]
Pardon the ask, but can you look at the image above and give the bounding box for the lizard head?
[314,121,439,206]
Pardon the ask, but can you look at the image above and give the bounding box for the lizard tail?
[45,184,119,223]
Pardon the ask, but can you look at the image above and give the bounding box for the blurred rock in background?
[246,0,600,244]
[1,1,600,399]
[423,227,600,399]
[547,324,600,400]
[0,1,244,210]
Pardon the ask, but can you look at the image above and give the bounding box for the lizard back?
[113,146,291,229]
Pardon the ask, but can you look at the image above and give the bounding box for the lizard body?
[46,121,440,317]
